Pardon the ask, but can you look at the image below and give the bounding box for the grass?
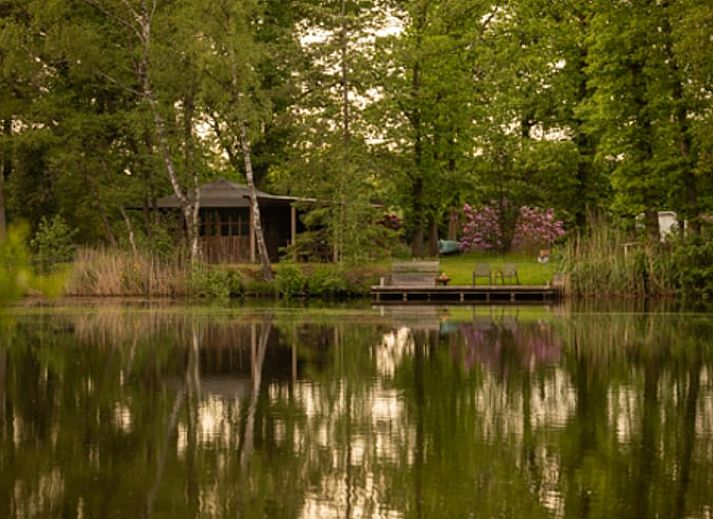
[66,247,188,297]
[438,252,557,286]
[560,225,676,297]
[59,247,554,299]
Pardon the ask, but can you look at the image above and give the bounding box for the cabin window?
[200,210,250,237]
[224,210,250,237]
[200,211,220,237]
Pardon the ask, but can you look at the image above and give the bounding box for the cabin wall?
[200,235,251,263]
[198,206,295,263]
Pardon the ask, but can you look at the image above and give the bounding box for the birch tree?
[83,0,202,260]
[193,0,275,279]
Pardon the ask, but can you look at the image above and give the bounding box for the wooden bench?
[384,261,440,286]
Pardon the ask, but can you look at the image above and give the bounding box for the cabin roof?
[155,178,305,209]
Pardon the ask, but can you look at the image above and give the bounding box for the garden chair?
[498,263,520,285]
[472,263,492,285]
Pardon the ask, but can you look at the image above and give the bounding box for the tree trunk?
[340,0,350,149]
[629,53,659,244]
[671,65,698,236]
[408,4,429,258]
[570,12,595,231]
[120,206,138,255]
[332,0,350,263]
[644,209,660,244]
[426,218,439,257]
[239,121,273,280]
[240,314,272,469]
[0,118,11,241]
[0,159,6,241]
[410,176,425,257]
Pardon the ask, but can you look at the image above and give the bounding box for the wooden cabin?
[156,179,306,263]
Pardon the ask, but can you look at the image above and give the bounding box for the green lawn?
[439,252,557,286]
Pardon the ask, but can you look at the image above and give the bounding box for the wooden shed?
[156,179,305,263]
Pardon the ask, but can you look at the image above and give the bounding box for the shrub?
[511,207,566,252]
[1,226,34,302]
[460,204,504,251]
[672,239,713,299]
[31,215,78,273]
[275,264,307,297]
[188,266,231,299]
[1,225,67,302]
[242,278,277,297]
[460,203,565,253]
[306,265,348,297]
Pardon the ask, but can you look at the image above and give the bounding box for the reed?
[65,247,189,297]
[561,224,676,298]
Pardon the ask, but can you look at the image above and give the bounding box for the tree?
[0,0,44,239]
[78,0,203,261]
[194,0,277,279]
[269,0,394,262]
[583,0,692,241]
[374,0,497,257]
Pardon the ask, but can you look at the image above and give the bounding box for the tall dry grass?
[65,247,189,297]
[561,225,676,298]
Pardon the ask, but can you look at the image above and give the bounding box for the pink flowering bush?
[460,203,504,251]
[511,207,566,251]
[460,204,565,252]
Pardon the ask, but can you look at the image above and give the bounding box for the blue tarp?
[438,239,461,255]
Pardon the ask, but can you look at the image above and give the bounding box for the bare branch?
[95,68,144,97]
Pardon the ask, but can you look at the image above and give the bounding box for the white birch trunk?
[135,1,201,263]
[239,121,273,280]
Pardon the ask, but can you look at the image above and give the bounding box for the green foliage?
[275,263,307,298]
[672,239,713,300]
[30,215,78,273]
[268,263,383,299]
[188,268,230,299]
[2,0,713,301]
[0,225,33,302]
[305,265,348,297]
[0,225,66,303]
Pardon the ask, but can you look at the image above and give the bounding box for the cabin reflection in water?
[6,308,713,518]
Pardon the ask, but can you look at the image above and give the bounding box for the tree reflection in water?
[0,306,713,517]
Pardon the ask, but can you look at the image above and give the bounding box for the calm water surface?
[1,303,713,518]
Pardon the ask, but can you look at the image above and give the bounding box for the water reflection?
[1,305,713,517]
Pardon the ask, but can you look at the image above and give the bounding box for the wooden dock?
[371,284,562,303]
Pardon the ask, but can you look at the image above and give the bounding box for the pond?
[1,302,713,518]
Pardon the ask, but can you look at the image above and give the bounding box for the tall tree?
[80,0,203,260]
[194,0,276,278]
[584,0,688,241]
[0,0,43,239]
[376,0,496,256]
[273,0,391,262]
